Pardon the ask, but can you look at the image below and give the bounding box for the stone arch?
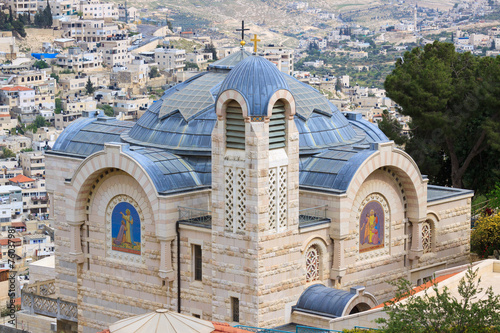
[302,237,329,282]
[216,89,250,121]
[65,143,159,225]
[345,146,427,223]
[266,89,296,119]
[342,287,378,316]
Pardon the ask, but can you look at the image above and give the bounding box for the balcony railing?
[299,205,330,228]
[23,279,55,296]
[178,206,211,229]
[21,291,77,322]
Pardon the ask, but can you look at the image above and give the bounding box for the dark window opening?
[194,244,202,281]
[231,297,239,322]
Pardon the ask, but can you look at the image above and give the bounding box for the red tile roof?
[9,174,35,183]
[372,272,459,309]
[0,86,33,92]
[11,222,26,228]
[0,238,21,246]
[213,322,252,333]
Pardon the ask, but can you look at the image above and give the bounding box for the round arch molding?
[345,143,428,223]
[64,143,159,225]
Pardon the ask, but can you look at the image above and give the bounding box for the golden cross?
[251,34,260,53]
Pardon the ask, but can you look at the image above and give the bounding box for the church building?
[46,50,473,332]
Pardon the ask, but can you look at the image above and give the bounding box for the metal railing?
[234,326,290,333]
[296,326,342,333]
[21,291,77,322]
[299,205,330,227]
[353,326,381,331]
[178,206,212,228]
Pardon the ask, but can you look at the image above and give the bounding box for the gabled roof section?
[50,117,133,158]
[158,72,227,121]
[1,86,33,92]
[121,146,206,194]
[299,145,376,192]
[208,49,252,70]
[344,112,388,143]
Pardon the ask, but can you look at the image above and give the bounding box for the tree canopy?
[377,267,500,333]
[384,41,500,193]
[34,0,53,28]
[85,77,95,95]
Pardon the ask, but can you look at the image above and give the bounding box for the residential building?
[9,175,48,217]
[19,151,45,178]
[100,38,132,67]
[0,136,31,154]
[61,19,119,43]
[0,32,19,60]
[262,45,293,75]
[56,47,103,72]
[62,96,98,113]
[349,51,369,59]
[0,110,18,135]
[110,59,152,90]
[58,75,108,94]
[117,4,138,22]
[114,95,150,120]
[185,52,212,71]
[0,86,36,114]
[78,0,118,20]
[6,0,38,16]
[0,185,23,227]
[154,48,186,73]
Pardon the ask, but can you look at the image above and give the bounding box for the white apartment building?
[61,19,119,42]
[62,96,97,113]
[6,0,38,15]
[0,186,23,225]
[0,86,36,114]
[79,0,118,20]
[117,4,138,22]
[56,47,103,72]
[185,52,212,70]
[19,151,45,178]
[262,46,294,76]
[154,48,185,72]
[100,38,131,67]
[58,75,108,93]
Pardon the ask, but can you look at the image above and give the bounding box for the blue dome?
[218,56,290,117]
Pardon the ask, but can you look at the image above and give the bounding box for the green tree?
[54,98,62,114]
[378,110,408,146]
[1,147,15,158]
[98,104,114,117]
[85,77,95,95]
[50,72,59,83]
[33,60,49,69]
[471,213,500,258]
[185,61,199,70]
[149,66,160,79]
[32,115,47,129]
[166,19,173,31]
[204,42,217,61]
[492,39,497,51]
[377,267,500,332]
[384,41,500,192]
[12,19,26,38]
[43,0,52,27]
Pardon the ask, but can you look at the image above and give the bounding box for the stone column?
[158,236,175,280]
[67,220,84,263]
[409,219,425,260]
[330,236,346,281]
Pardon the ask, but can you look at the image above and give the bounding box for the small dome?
[218,56,289,117]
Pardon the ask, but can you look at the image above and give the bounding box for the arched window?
[422,221,432,254]
[305,245,320,282]
[225,101,245,150]
[269,101,286,149]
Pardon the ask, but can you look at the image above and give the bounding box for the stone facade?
[46,56,473,332]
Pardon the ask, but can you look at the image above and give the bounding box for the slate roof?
[52,55,390,195]
[293,284,358,318]
[300,145,377,192]
[122,146,205,194]
[51,116,133,158]
[427,185,474,202]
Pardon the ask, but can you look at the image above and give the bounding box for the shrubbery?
[471,213,500,258]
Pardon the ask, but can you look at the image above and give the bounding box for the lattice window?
[268,168,277,232]
[225,167,234,230]
[305,246,320,282]
[422,222,432,254]
[278,166,287,230]
[235,169,247,232]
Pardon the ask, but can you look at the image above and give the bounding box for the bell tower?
[211,56,300,328]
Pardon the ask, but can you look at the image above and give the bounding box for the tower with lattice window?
[211,56,300,327]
